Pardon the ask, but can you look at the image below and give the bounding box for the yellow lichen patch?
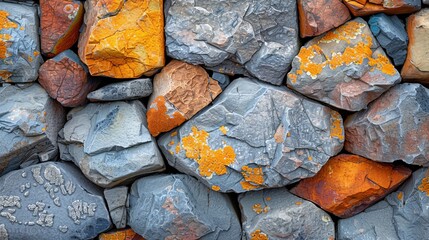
[397,192,404,201]
[266,197,271,201]
[252,204,269,214]
[418,176,429,196]
[319,21,365,44]
[33,51,39,56]
[171,131,177,137]
[168,141,175,146]
[308,156,313,161]
[330,111,344,141]
[288,73,297,84]
[0,10,18,31]
[175,144,181,154]
[368,53,397,76]
[211,185,220,191]
[219,126,228,135]
[240,181,260,191]
[0,70,12,81]
[241,166,264,185]
[250,229,269,240]
[295,45,324,79]
[295,201,303,206]
[147,96,187,137]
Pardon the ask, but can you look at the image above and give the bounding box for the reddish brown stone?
[343,0,421,16]
[98,229,145,240]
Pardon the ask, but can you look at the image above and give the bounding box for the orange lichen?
[171,131,177,137]
[219,126,228,135]
[319,21,365,44]
[295,201,303,205]
[168,141,175,146]
[330,111,344,141]
[418,176,429,196]
[252,203,269,214]
[147,96,186,137]
[175,144,181,154]
[0,70,12,81]
[266,197,271,201]
[250,229,269,240]
[295,45,324,78]
[211,185,220,191]
[0,10,18,59]
[397,192,404,201]
[241,166,264,185]
[240,181,260,191]
[99,229,144,240]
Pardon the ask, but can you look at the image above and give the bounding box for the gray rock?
[58,100,165,188]
[345,83,429,166]
[0,162,111,239]
[165,0,299,85]
[211,72,230,90]
[128,174,241,239]
[0,2,43,83]
[104,186,128,229]
[239,188,335,240]
[425,0,429,5]
[0,83,65,176]
[158,78,344,193]
[87,79,153,102]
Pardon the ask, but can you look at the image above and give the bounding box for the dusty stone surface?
[104,186,128,229]
[0,162,111,239]
[165,0,299,85]
[99,229,145,240]
[58,100,165,188]
[344,0,421,16]
[158,78,344,193]
[345,83,429,166]
[87,78,152,102]
[128,174,241,239]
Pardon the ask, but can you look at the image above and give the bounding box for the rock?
[345,83,429,166]
[401,9,429,83]
[104,186,128,229]
[211,72,230,90]
[291,154,411,218]
[78,0,164,78]
[425,0,429,5]
[287,18,401,112]
[99,229,144,240]
[40,0,84,57]
[147,60,222,137]
[165,0,299,85]
[128,174,241,239]
[239,188,335,240]
[58,100,165,187]
[369,13,408,66]
[38,50,99,107]
[158,78,344,193]
[343,0,421,16]
[298,0,351,38]
[0,162,111,239]
[0,2,43,83]
[87,78,153,102]
[0,84,65,176]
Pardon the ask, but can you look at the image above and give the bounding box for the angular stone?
[343,0,421,16]
[345,83,429,166]
[298,0,351,38]
[104,186,128,229]
[0,162,111,239]
[0,2,43,83]
[88,78,153,102]
[291,154,411,218]
[147,60,222,137]
[158,78,344,193]
[38,50,99,107]
[211,72,230,90]
[287,18,401,112]
[239,188,335,239]
[165,0,299,85]
[99,229,144,240]
[78,0,164,78]
[128,174,241,239]
[0,84,65,176]
[40,0,84,57]
[58,101,165,187]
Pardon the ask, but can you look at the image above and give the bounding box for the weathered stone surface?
[211,72,230,90]
[78,0,164,78]
[40,0,84,57]
[287,18,401,112]
[38,50,99,107]
[343,0,421,16]
[104,186,128,229]
[0,84,65,176]
[147,60,222,137]
[128,174,241,239]
[291,154,411,218]
[0,162,111,239]
[88,78,153,102]
[298,0,351,38]
[0,2,43,83]
[165,0,299,85]
[345,83,429,166]
[158,78,344,193]
[239,188,335,240]
[99,229,144,240]
[58,100,165,187]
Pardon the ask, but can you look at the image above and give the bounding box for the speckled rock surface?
[158,78,344,193]
[343,0,421,16]
[128,174,241,240]
[87,78,152,102]
[104,186,128,229]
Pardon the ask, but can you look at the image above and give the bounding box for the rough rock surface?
[147,60,222,137]
[99,229,145,240]
[128,174,241,239]
[211,72,230,90]
[165,0,299,85]
[291,154,411,218]
[78,0,164,78]
[0,84,65,176]
[104,186,128,229]
[40,0,84,57]
[38,50,98,107]
[0,162,111,239]
[343,0,421,16]
[239,188,335,240]
[287,18,401,112]
[158,78,344,193]
[58,100,165,187]
[87,78,152,102]
[298,0,351,38]
[345,83,429,166]
[0,2,43,83]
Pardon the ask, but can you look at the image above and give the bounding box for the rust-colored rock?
[343,0,421,16]
[99,229,144,240]
[291,154,411,218]
[298,0,351,37]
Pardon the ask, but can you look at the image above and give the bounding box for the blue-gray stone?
[87,79,153,102]
[211,72,230,90]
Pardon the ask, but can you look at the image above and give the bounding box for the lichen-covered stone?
[104,186,128,229]
[0,162,111,239]
[58,101,165,187]
[287,18,401,112]
[165,0,299,85]
[158,78,344,193]
[345,83,429,166]
[99,229,144,240]
[87,78,152,102]
[78,0,164,78]
[343,0,421,16]
[128,174,241,239]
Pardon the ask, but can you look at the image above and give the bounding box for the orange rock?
[98,229,144,240]
[343,0,421,16]
[291,154,411,218]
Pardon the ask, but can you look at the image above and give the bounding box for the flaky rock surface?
[87,78,152,102]
[343,0,421,16]
[104,186,128,229]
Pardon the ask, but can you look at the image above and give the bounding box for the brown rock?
[343,0,421,16]
[291,154,411,218]
[99,229,144,240]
